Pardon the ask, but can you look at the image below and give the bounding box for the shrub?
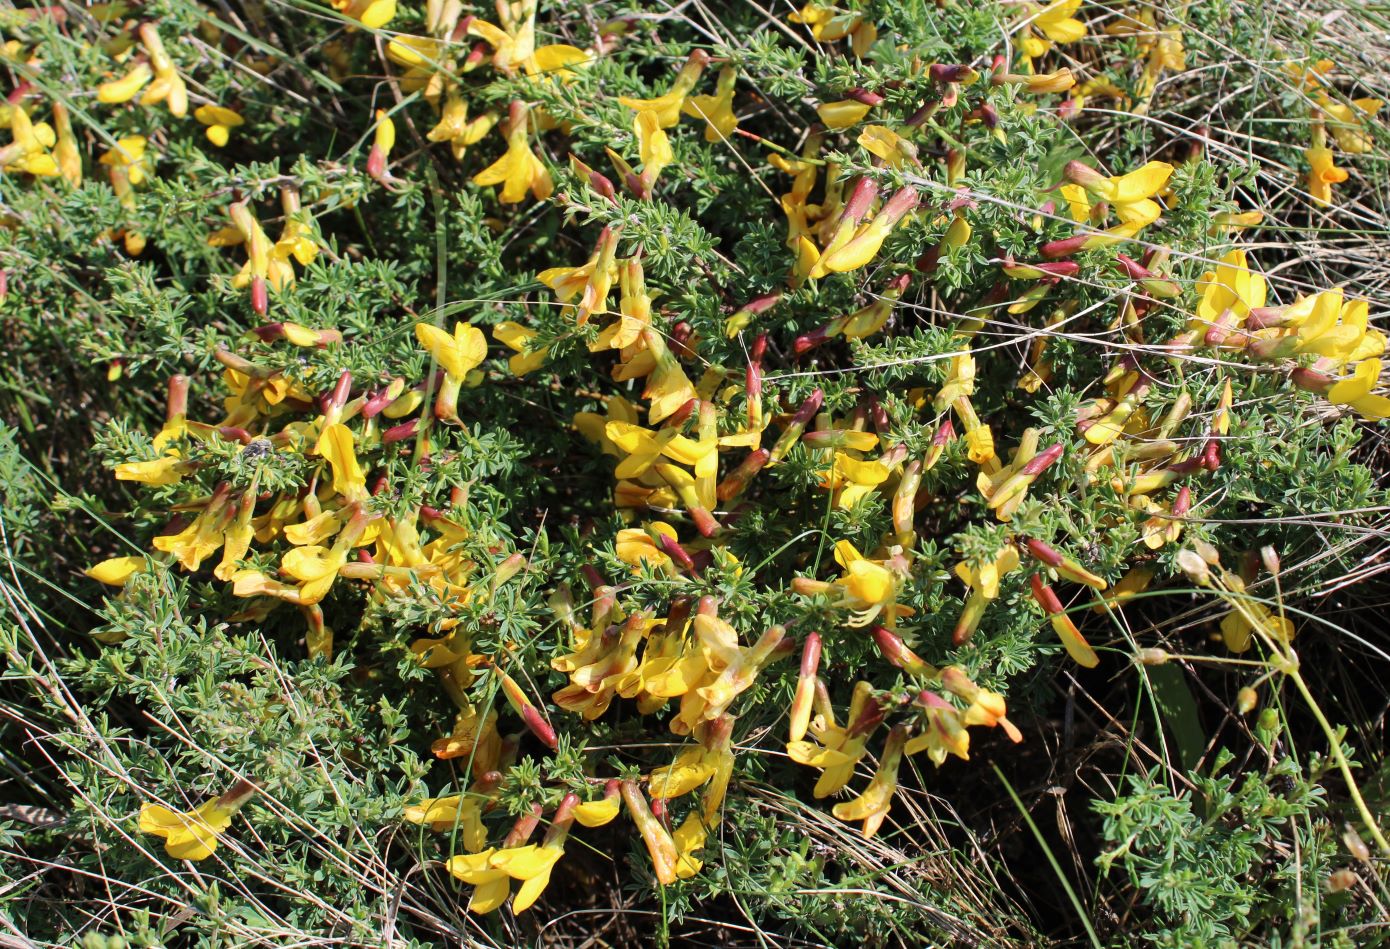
[1,0,1388,944]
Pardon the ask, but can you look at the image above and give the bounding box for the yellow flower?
[619,49,709,128]
[794,540,913,628]
[85,555,150,586]
[816,450,890,509]
[97,63,153,104]
[621,780,679,885]
[1284,290,1374,364]
[682,66,738,142]
[615,522,680,573]
[194,104,244,147]
[671,811,707,878]
[1064,159,1173,244]
[832,725,907,838]
[415,320,486,379]
[447,848,511,913]
[1328,358,1390,420]
[403,794,488,851]
[51,103,80,185]
[633,109,673,193]
[366,109,395,179]
[952,545,1021,645]
[1319,96,1383,155]
[415,320,487,423]
[153,486,237,572]
[537,226,620,327]
[431,705,503,775]
[573,780,622,827]
[493,321,549,375]
[467,2,589,78]
[1191,248,1266,344]
[271,187,319,273]
[1306,144,1348,206]
[427,96,496,162]
[315,423,368,500]
[816,99,872,129]
[136,24,187,117]
[472,101,552,203]
[139,779,257,861]
[114,454,185,486]
[787,679,879,797]
[1019,0,1086,60]
[99,135,150,185]
[813,185,920,275]
[639,327,698,425]
[857,124,914,167]
[478,793,580,912]
[332,0,395,29]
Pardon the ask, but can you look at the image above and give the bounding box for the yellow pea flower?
[1319,96,1382,155]
[97,63,153,104]
[683,65,738,142]
[573,780,622,827]
[137,24,187,117]
[472,100,553,203]
[431,704,503,774]
[1328,358,1390,420]
[1189,248,1266,346]
[857,124,915,167]
[952,545,1021,645]
[139,779,257,861]
[468,0,568,76]
[794,540,913,628]
[333,0,395,29]
[315,423,368,500]
[787,679,880,797]
[0,105,58,177]
[99,134,149,186]
[114,455,185,486]
[814,185,920,275]
[404,793,488,851]
[194,104,244,147]
[366,109,394,179]
[447,805,541,913]
[633,109,673,194]
[619,49,709,128]
[85,555,150,586]
[1306,143,1348,206]
[615,522,680,574]
[493,320,549,375]
[1064,159,1173,237]
[414,320,487,423]
[832,724,907,838]
[1019,0,1086,60]
[51,103,81,185]
[816,450,891,509]
[427,95,496,162]
[816,99,872,129]
[537,225,620,327]
[671,810,708,878]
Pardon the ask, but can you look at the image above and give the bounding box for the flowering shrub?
[2,0,1389,944]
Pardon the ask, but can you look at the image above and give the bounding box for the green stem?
[1287,668,1390,856]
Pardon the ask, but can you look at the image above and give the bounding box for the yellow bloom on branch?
[139,779,257,861]
[472,101,552,204]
